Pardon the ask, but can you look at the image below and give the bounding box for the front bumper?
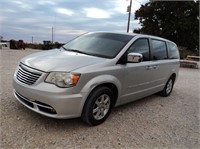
[13,77,87,119]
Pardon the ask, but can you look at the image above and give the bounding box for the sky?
[0,0,149,43]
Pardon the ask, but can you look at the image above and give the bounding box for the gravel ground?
[0,48,199,149]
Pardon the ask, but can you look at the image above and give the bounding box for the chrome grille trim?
[16,64,42,85]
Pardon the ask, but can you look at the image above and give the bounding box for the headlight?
[45,72,80,88]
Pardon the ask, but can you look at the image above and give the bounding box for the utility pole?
[52,27,54,43]
[126,0,132,33]
[32,36,33,43]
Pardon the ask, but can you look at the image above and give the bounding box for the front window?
[128,38,150,61]
[63,32,133,58]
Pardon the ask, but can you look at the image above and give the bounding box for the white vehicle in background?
[0,42,9,47]
[0,36,9,48]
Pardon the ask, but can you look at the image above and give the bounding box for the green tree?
[134,1,199,51]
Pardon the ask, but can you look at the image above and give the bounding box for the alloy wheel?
[92,94,110,120]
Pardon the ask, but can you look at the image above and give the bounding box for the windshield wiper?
[62,47,87,54]
[62,47,100,57]
[61,46,68,51]
[67,49,88,55]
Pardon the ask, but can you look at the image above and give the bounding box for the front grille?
[16,64,42,85]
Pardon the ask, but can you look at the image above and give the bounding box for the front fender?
[81,74,122,100]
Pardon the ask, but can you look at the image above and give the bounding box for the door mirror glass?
[127,52,143,63]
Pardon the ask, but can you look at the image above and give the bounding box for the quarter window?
[151,39,167,60]
[128,39,150,61]
[167,42,179,59]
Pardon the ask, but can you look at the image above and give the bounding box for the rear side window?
[128,38,150,61]
[151,39,167,60]
[167,42,180,59]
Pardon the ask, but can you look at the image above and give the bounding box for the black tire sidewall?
[82,86,114,126]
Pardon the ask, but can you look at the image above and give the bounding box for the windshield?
[63,32,134,58]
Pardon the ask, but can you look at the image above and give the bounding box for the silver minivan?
[13,32,180,125]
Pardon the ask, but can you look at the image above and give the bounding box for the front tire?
[160,76,175,97]
[81,86,114,126]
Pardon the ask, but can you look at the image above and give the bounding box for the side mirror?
[127,52,143,63]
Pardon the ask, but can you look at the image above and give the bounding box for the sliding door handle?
[146,66,153,70]
[153,65,159,69]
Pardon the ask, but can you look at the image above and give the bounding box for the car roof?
[90,31,176,45]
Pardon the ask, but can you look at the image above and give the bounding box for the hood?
[21,49,106,72]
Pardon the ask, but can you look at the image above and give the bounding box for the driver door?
[120,38,155,104]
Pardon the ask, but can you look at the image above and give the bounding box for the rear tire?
[160,76,175,97]
[81,86,114,126]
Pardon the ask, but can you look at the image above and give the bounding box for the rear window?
[167,42,180,59]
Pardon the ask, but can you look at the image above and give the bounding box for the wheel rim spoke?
[101,111,105,117]
[104,103,110,110]
[93,107,99,113]
[95,100,101,106]
[95,111,101,119]
[104,97,109,104]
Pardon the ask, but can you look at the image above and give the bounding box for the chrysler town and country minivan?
[13,32,180,125]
